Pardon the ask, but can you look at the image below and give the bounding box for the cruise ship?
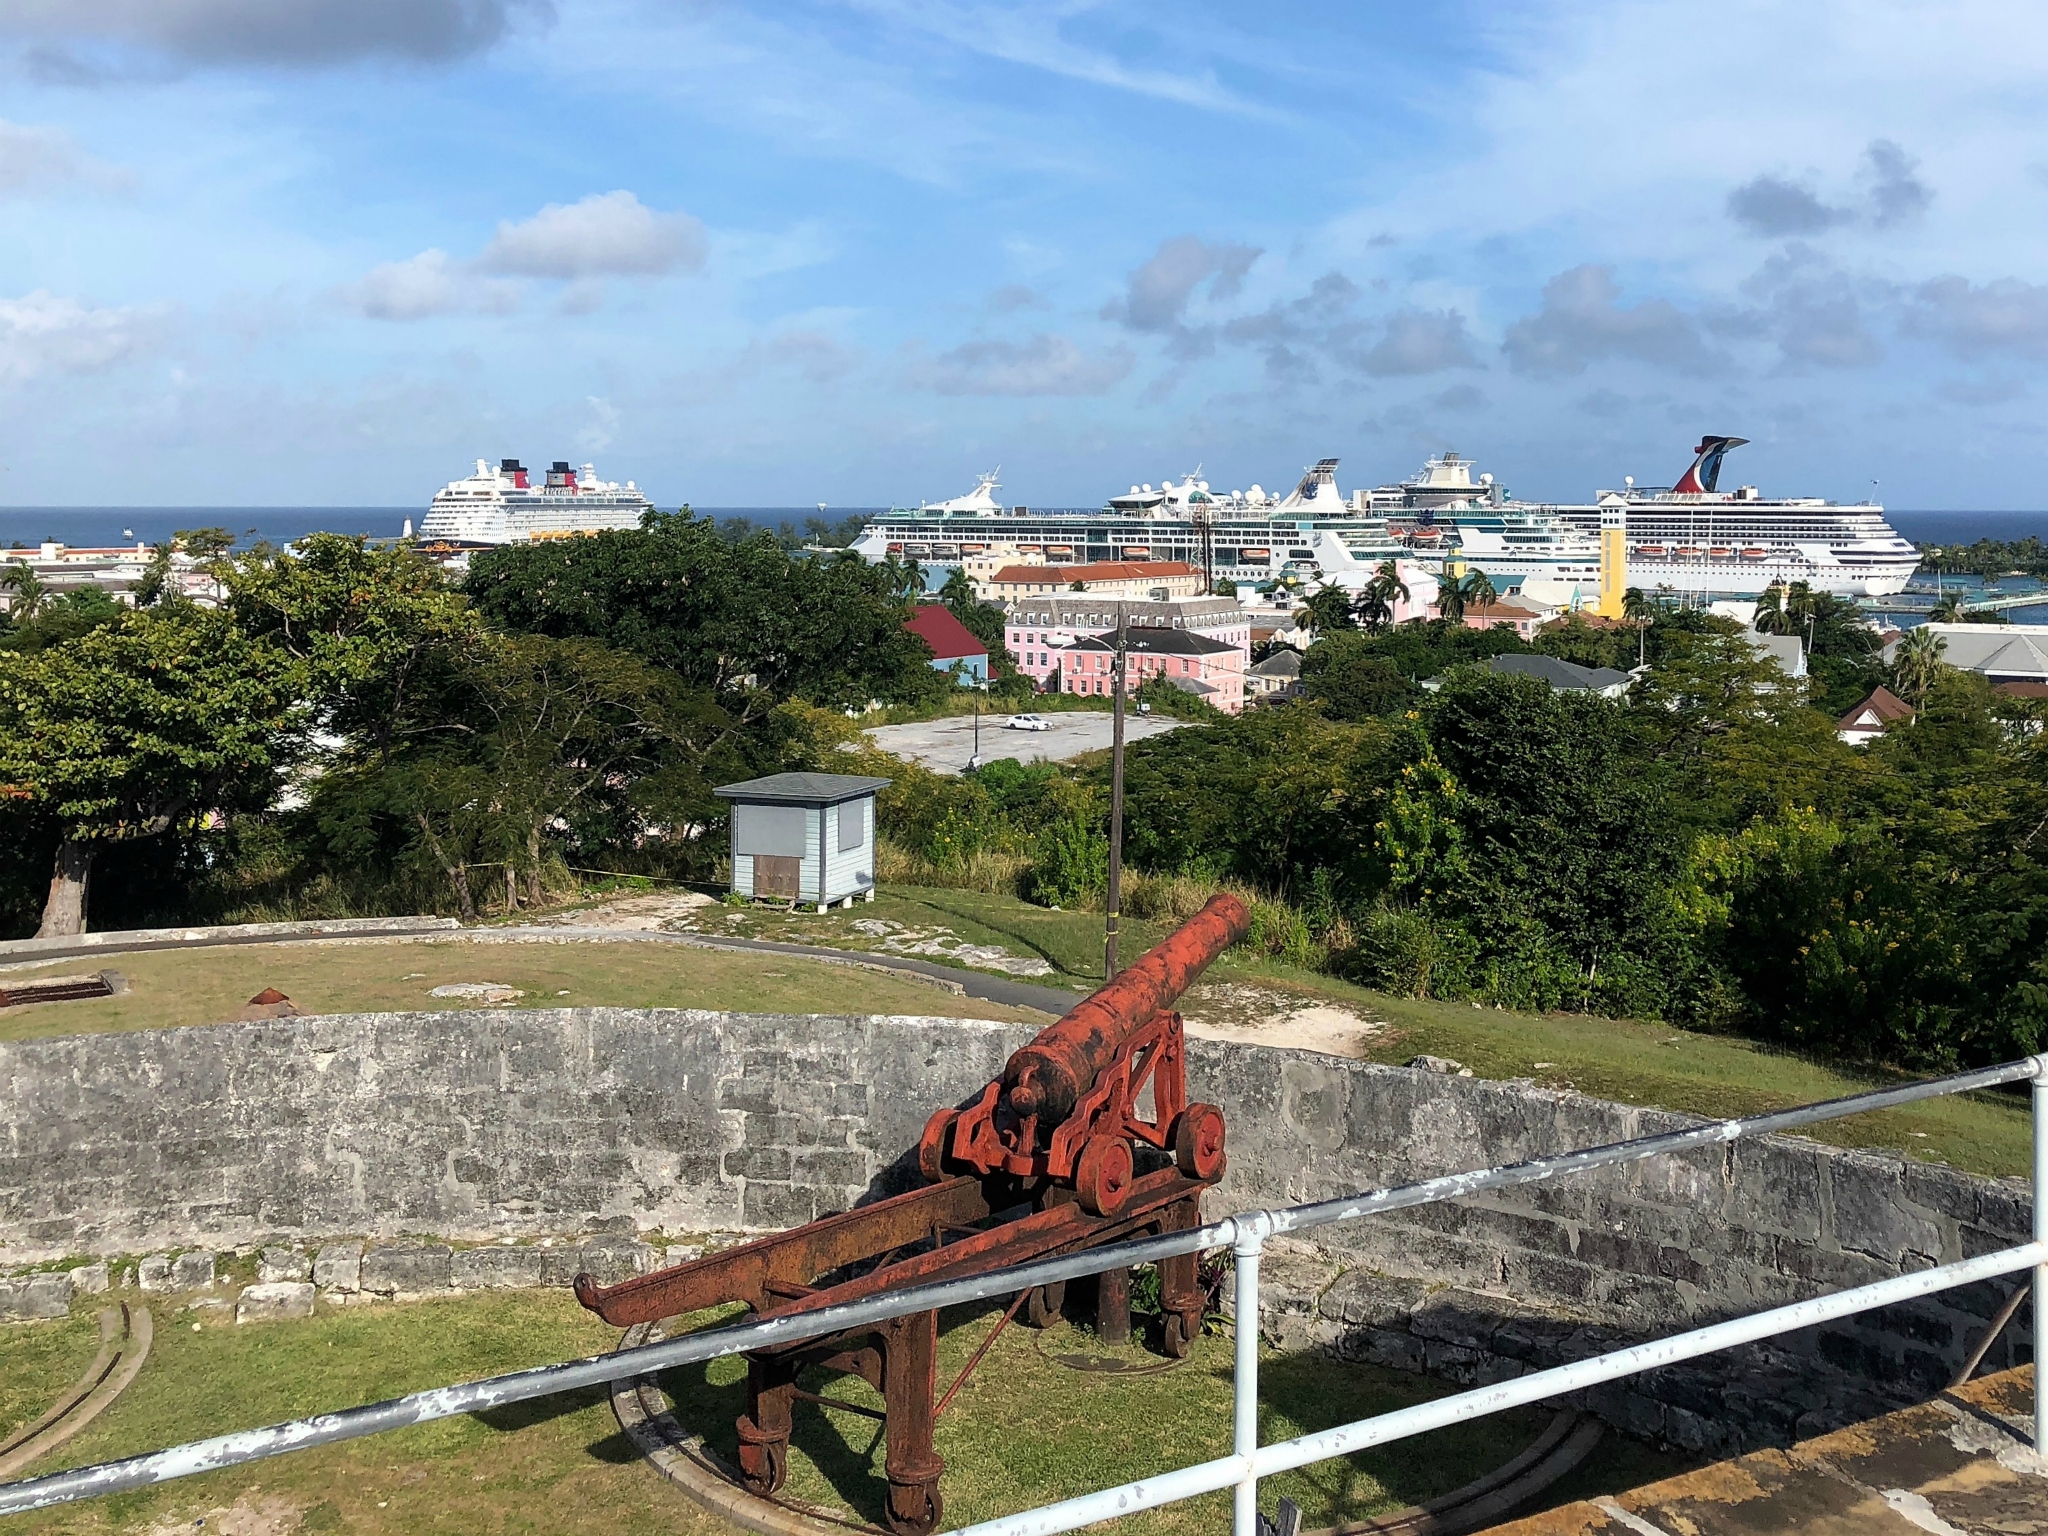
[850,459,1408,589]
[417,458,654,544]
[1372,441,1916,599]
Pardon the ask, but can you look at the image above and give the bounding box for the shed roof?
[713,772,894,806]
[902,604,988,661]
[1485,652,1632,691]
[989,560,1199,586]
[1249,649,1302,678]
[1837,686,1915,730]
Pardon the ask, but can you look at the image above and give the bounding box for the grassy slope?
[706,885,2034,1179]
[0,1291,1688,1535]
[0,938,1046,1046]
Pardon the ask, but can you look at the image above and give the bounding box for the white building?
[1004,594,1251,692]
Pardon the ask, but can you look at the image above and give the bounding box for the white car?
[1003,713,1051,731]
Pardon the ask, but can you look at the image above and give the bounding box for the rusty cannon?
[574,892,1250,1536]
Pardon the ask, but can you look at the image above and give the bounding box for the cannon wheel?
[888,1482,943,1536]
[916,1108,958,1183]
[1171,1102,1227,1181]
[1075,1135,1134,1217]
[1162,1311,1193,1360]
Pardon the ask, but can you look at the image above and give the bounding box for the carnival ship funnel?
[1672,436,1750,495]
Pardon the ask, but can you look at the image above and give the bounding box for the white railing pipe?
[1231,1214,1271,1536]
[2035,1072,2047,1457]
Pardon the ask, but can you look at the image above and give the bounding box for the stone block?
[791,1149,870,1187]
[540,1246,588,1287]
[173,1251,216,1289]
[1730,1141,1825,1242]
[580,1238,657,1286]
[236,1281,315,1324]
[1317,1271,1429,1330]
[138,1254,174,1293]
[0,1271,71,1319]
[452,1246,545,1289]
[664,1244,706,1267]
[313,1242,363,1292]
[1830,1154,1942,1265]
[359,1242,451,1295]
[743,1183,817,1229]
[723,1146,793,1182]
[258,1246,311,1283]
[68,1262,109,1295]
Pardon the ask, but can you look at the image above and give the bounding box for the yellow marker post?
[1597,502,1627,619]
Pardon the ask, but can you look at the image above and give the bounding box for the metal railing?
[2,1053,2043,1532]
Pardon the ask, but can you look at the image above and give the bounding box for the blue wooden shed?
[714,772,892,909]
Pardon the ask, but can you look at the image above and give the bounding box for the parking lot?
[863,709,1189,774]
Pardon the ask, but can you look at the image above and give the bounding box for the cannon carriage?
[575,894,1250,1534]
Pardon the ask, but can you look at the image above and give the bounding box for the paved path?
[1482,1365,2044,1534]
[863,711,1187,774]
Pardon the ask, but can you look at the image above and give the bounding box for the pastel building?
[716,772,890,908]
[979,560,1205,602]
[1059,629,1246,713]
[901,603,990,685]
[1004,595,1251,692]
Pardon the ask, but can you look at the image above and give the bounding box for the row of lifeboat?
[1632,544,1776,560]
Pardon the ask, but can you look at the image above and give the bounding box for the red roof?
[1837,685,1916,731]
[989,560,1199,585]
[902,603,988,661]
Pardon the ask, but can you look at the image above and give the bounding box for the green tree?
[1296,582,1357,634]
[1892,625,1947,720]
[1,562,47,623]
[0,608,302,935]
[1300,630,1421,720]
[1434,569,1468,624]
[1355,561,1410,633]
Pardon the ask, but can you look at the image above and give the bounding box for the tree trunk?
[505,864,519,914]
[413,814,479,923]
[526,825,546,907]
[37,839,95,938]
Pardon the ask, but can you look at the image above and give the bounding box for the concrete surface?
[862,709,1187,773]
[1480,1366,2045,1534]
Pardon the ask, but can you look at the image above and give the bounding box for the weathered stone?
[580,1238,658,1286]
[313,1242,362,1292]
[137,1254,174,1293]
[664,1244,705,1267]
[539,1246,588,1287]
[1317,1271,1429,1330]
[0,1272,71,1319]
[173,1250,215,1289]
[68,1262,109,1295]
[258,1246,311,1283]
[452,1246,545,1289]
[236,1281,315,1323]
[359,1242,451,1294]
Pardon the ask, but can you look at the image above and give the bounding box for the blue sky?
[2,0,2047,509]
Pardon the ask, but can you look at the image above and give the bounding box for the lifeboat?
[886,542,905,554]
[1017,543,1042,554]
[1240,547,1271,561]
[1708,546,1733,558]
[1740,547,1767,560]
[933,544,961,558]
[1633,544,1666,556]
[1408,527,1444,542]
[1674,545,1702,557]
[1122,546,1151,559]
[1046,544,1075,558]
[960,542,987,554]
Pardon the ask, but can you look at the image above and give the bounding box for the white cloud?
[576,395,618,453]
[340,249,520,321]
[910,333,1133,396]
[479,191,705,279]
[1103,236,1261,334]
[344,192,703,321]
[0,290,162,384]
[0,118,128,194]
[1907,276,2048,359]
[1356,307,1480,376]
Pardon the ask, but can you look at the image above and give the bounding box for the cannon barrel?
[1003,893,1249,1126]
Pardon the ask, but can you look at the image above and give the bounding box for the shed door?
[753,855,801,898]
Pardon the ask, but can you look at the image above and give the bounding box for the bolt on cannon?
[575,892,1250,1536]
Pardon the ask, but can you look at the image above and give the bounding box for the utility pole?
[1104,599,1127,980]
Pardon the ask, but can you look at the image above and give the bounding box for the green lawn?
[0,937,1048,1046]
[0,1289,1689,1535]
[691,884,2038,1179]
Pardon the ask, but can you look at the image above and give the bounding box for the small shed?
[714,772,892,909]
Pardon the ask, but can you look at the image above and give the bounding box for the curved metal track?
[0,1305,153,1481]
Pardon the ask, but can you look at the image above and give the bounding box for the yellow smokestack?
[1597,502,1626,619]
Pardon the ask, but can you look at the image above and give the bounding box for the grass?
[687,884,2036,1178]
[0,937,1048,1046]
[0,1289,1690,1535]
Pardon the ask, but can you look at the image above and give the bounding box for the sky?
[2,0,2048,510]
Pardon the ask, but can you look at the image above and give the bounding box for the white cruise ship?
[1375,441,1916,599]
[850,459,1407,589]
[417,458,654,544]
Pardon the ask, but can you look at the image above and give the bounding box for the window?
[838,801,865,852]
[732,803,807,857]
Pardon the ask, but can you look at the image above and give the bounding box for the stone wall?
[0,1009,2032,1450]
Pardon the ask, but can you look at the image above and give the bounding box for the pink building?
[1005,595,1249,691]
[1057,630,1245,714]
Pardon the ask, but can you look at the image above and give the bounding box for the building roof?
[989,560,1199,586]
[1466,599,1548,624]
[1744,629,1807,679]
[1994,680,2048,699]
[1068,628,1237,657]
[714,772,894,806]
[1485,652,1632,692]
[1894,623,2048,683]
[902,603,988,661]
[1837,686,1915,732]
[1249,649,1302,678]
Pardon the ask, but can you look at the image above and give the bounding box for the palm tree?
[1893,625,1947,723]
[1463,570,1498,612]
[1435,569,1469,624]
[1927,593,1965,623]
[938,566,976,610]
[0,562,46,622]
[1296,582,1357,635]
[1355,560,1409,632]
[1622,586,1655,667]
[880,554,925,600]
[1754,581,1795,636]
